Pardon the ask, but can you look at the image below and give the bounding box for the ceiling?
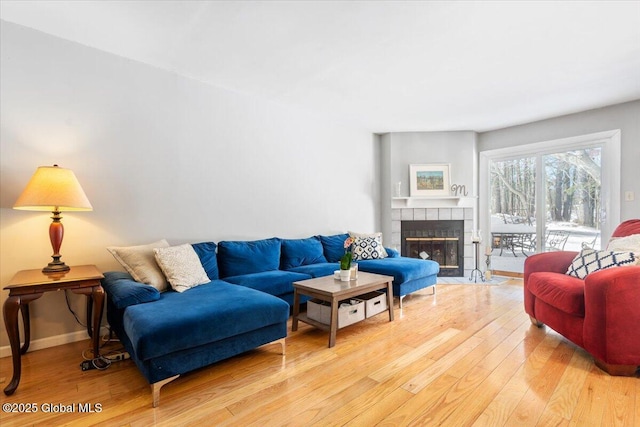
[1,1,639,133]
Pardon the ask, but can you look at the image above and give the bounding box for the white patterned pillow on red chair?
[566,249,638,279]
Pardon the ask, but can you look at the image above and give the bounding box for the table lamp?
[13,164,93,273]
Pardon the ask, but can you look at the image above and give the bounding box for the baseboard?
[437,277,508,285]
[492,270,524,278]
[0,326,109,359]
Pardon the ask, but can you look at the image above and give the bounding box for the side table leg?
[86,295,93,338]
[91,286,105,357]
[19,303,30,354]
[3,296,22,395]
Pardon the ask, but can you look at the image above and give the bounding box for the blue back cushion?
[101,271,161,309]
[280,236,327,269]
[217,238,281,277]
[319,233,349,263]
[191,242,219,280]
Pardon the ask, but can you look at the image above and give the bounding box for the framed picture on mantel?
[409,164,450,197]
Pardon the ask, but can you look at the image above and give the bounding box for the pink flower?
[344,237,354,249]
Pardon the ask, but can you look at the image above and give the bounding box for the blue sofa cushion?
[101,271,161,309]
[123,280,289,361]
[318,233,349,263]
[223,270,311,297]
[218,238,281,278]
[280,236,327,269]
[287,263,338,278]
[385,247,400,258]
[191,241,219,280]
[357,257,439,284]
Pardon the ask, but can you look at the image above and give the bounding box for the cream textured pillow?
[107,239,170,291]
[607,234,640,253]
[154,244,210,293]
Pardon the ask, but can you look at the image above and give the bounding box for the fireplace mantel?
[392,196,477,209]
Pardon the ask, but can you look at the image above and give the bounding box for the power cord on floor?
[64,291,127,371]
[102,329,120,343]
[81,356,111,371]
[80,327,129,371]
[80,348,130,371]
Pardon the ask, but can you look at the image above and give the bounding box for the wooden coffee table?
[292,272,394,347]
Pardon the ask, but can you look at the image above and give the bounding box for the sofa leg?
[151,374,180,408]
[257,337,286,355]
[529,316,543,327]
[398,287,435,309]
[594,359,639,377]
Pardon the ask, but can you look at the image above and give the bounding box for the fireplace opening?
[401,220,464,277]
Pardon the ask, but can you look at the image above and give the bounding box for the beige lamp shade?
[14,165,92,212]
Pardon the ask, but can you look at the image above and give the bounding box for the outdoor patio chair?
[494,232,534,257]
[581,234,599,249]
[544,230,569,251]
[514,232,536,255]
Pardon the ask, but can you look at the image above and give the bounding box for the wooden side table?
[3,264,104,395]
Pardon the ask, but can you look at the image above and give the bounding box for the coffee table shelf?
[294,313,331,331]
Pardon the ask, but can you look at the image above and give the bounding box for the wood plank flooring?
[1,280,637,426]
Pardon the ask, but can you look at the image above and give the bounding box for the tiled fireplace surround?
[391,207,474,278]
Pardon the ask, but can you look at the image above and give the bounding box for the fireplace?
[401,220,464,277]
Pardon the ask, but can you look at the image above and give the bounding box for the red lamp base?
[43,211,70,273]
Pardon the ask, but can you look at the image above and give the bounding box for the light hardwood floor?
[1,280,637,426]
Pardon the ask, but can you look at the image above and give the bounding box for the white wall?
[478,100,640,220]
[386,131,478,197]
[0,22,379,350]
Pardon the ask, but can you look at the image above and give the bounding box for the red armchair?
[524,219,640,376]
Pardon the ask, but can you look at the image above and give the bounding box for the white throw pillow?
[607,234,640,253]
[154,244,210,293]
[107,239,170,291]
[349,231,388,261]
[566,249,638,279]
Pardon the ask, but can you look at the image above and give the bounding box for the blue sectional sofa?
[101,233,438,406]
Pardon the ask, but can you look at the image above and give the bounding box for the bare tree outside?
[491,157,536,224]
[545,149,601,227]
[491,149,601,229]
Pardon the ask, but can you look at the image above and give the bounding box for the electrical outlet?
[625,191,635,201]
